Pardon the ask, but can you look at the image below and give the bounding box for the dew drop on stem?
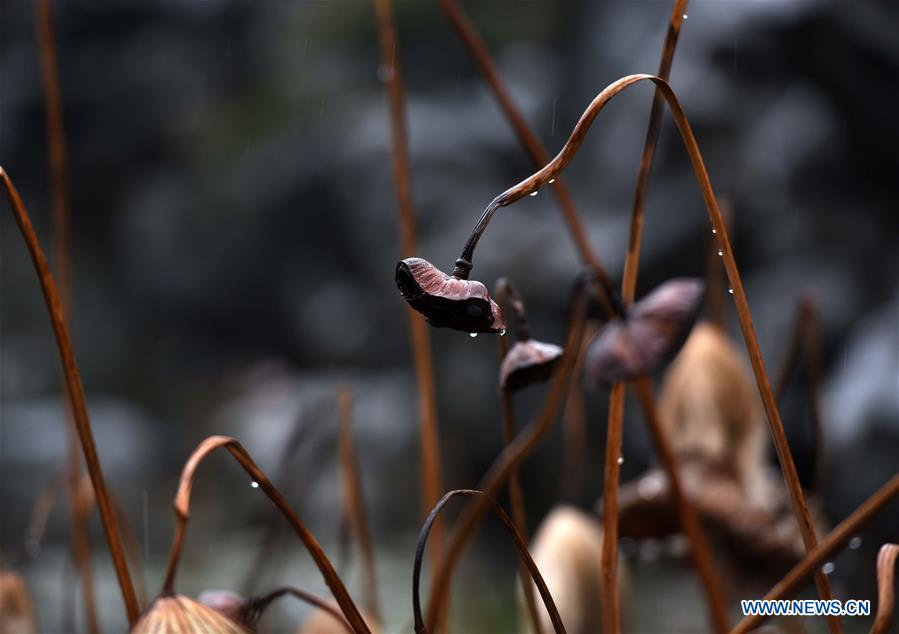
[849,536,862,549]
[500,329,506,336]
[728,288,734,294]
[822,562,835,574]
[251,481,259,489]
[717,249,724,256]
[470,332,478,338]
[529,190,538,197]
[617,456,624,465]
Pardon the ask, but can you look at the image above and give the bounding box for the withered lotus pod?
[197,589,246,624]
[396,257,505,333]
[500,339,564,392]
[0,570,37,634]
[132,594,250,633]
[584,278,705,387]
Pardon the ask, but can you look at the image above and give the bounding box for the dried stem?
[159,435,369,634]
[633,378,730,633]
[437,0,616,309]
[71,477,100,634]
[0,168,140,625]
[731,473,899,633]
[414,490,566,634]
[373,0,446,590]
[559,323,596,501]
[494,280,541,634]
[338,387,381,624]
[423,294,586,631]
[244,586,353,633]
[441,71,839,622]
[872,543,898,634]
[599,382,625,634]
[705,199,733,328]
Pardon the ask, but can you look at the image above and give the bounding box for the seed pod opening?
[500,339,564,392]
[396,257,505,333]
[132,594,250,634]
[584,278,705,386]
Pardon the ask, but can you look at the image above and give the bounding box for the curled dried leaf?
[396,257,505,333]
[132,595,249,634]
[584,278,704,386]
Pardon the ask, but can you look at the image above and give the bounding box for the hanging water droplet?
[822,562,835,575]
[728,287,734,294]
[529,190,538,197]
[470,332,478,338]
[500,329,506,336]
[548,178,556,184]
[712,228,717,234]
[717,249,724,256]
[683,13,688,20]
[849,536,863,550]
[250,481,259,489]
[617,456,624,465]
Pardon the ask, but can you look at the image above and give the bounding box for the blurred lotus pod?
[197,589,246,624]
[297,605,377,633]
[658,323,769,505]
[519,505,628,634]
[395,257,505,333]
[0,570,37,634]
[584,278,705,386]
[500,339,564,392]
[132,594,250,633]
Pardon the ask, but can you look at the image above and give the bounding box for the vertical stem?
[373,0,446,603]
[337,387,381,625]
[1,169,140,625]
[599,382,625,634]
[705,199,733,328]
[633,378,730,633]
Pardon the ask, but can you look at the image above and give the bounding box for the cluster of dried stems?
[3,1,898,634]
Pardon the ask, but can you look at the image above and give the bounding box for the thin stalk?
[437,0,616,309]
[559,322,596,501]
[423,294,586,631]
[633,378,730,633]
[160,435,369,632]
[438,73,840,618]
[731,473,899,633]
[705,199,733,328]
[71,477,100,634]
[373,0,446,591]
[494,280,542,634]
[599,381,625,634]
[872,544,898,634]
[414,490,566,634]
[0,168,140,625]
[244,586,353,633]
[338,387,381,624]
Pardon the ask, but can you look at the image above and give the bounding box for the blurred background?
[1,0,897,632]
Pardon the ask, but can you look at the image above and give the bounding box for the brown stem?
[424,294,586,631]
[495,278,531,342]
[414,490,566,634]
[494,280,541,634]
[599,381,625,634]
[338,387,381,624]
[0,168,140,625]
[159,435,369,633]
[437,0,617,310]
[244,586,353,633]
[633,378,730,633]
[71,477,100,634]
[872,543,899,634]
[705,199,733,328]
[731,473,899,633]
[373,0,446,594]
[24,472,66,561]
[446,71,841,621]
[559,323,596,501]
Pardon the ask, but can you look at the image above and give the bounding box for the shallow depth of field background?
[1,1,897,632]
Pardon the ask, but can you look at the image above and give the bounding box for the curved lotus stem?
[243,586,353,633]
[160,435,369,634]
[1,168,140,625]
[442,71,838,625]
[414,490,566,634]
[872,544,899,634]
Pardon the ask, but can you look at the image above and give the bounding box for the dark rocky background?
[1,0,897,631]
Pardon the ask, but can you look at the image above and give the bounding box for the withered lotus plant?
[0,568,37,634]
[134,435,369,634]
[495,278,563,392]
[521,506,627,634]
[584,278,705,387]
[396,257,505,333]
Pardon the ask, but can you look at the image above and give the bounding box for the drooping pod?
[133,594,249,633]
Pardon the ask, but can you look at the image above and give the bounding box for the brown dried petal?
[0,571,37,634]
[396,257,505,333]
[584,278,705,386]
[132,594,250,634]
[500,339,564,392]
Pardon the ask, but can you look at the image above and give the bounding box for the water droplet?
[728,288,734,294]
[617,456,624,465]
[499,329,506,336]
[717,249,724,256]
[849,536,863,550]
[548,178,556,184]
[822,562,835,575]
[469,332,478,338]
[712,228,717,234]
[251,481,259,489]
[683,13,688,20]
[529,190,538,197]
